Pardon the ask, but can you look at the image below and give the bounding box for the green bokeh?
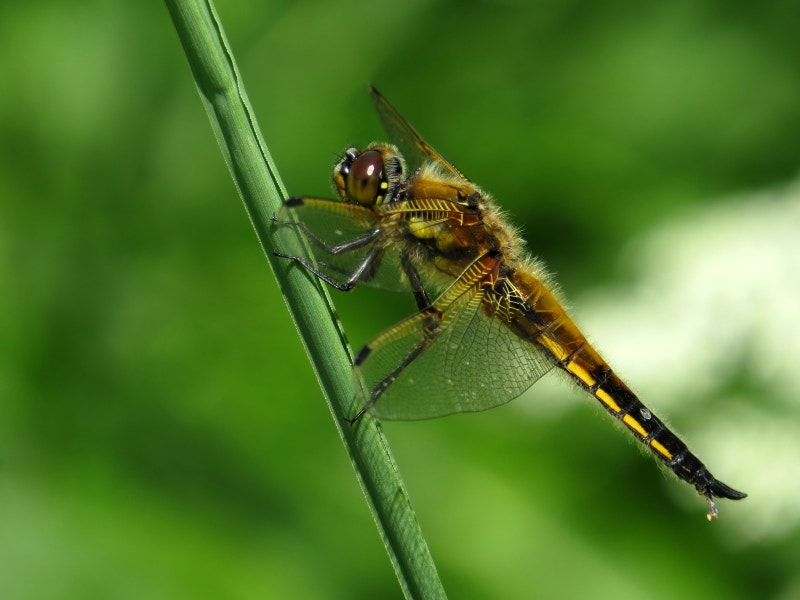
[2,1,799,598]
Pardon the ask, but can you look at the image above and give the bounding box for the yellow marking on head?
[649,440,674,460]
[565,361,596,387]
[595,389,621,413]
[623,414,649,438]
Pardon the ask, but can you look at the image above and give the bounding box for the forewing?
[354,279,556,420]
[275,198,408,292]
[369,86,468,182]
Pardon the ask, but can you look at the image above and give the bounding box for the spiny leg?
[273,211,381,256]
[347,253,445,423]
[400,252,432,311]
[348,304,444,424]
[274,236,385,291]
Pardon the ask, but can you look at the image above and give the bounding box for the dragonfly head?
[334,144,404,207]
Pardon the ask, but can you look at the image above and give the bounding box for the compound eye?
[345,150,386,206]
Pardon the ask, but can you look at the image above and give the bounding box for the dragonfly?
[274,86,746,519]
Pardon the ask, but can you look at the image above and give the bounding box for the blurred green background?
[2,0,799,598]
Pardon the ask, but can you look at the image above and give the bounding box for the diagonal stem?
[164,1,446,597]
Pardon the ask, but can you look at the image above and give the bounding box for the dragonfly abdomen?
[507,271,683,461]
[505,269,745,513]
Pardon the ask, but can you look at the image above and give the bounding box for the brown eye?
[345,150,385,206]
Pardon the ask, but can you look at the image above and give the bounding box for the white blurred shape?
[522,178,800,542]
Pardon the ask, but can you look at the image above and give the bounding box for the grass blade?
[164,1,446,597]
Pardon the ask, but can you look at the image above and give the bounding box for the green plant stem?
[164,1,446,598]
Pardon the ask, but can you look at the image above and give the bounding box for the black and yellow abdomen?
[499,269,746,511]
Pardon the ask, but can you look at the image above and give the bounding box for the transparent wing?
[275,197,408,292]
[354,275,556,420]
[369,85,469,182]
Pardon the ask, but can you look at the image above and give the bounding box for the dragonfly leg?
[348,313,441,424]
[400,252,432,311]
[274,235,385,291]
[273,212,381,255]
[347,257,446,423]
